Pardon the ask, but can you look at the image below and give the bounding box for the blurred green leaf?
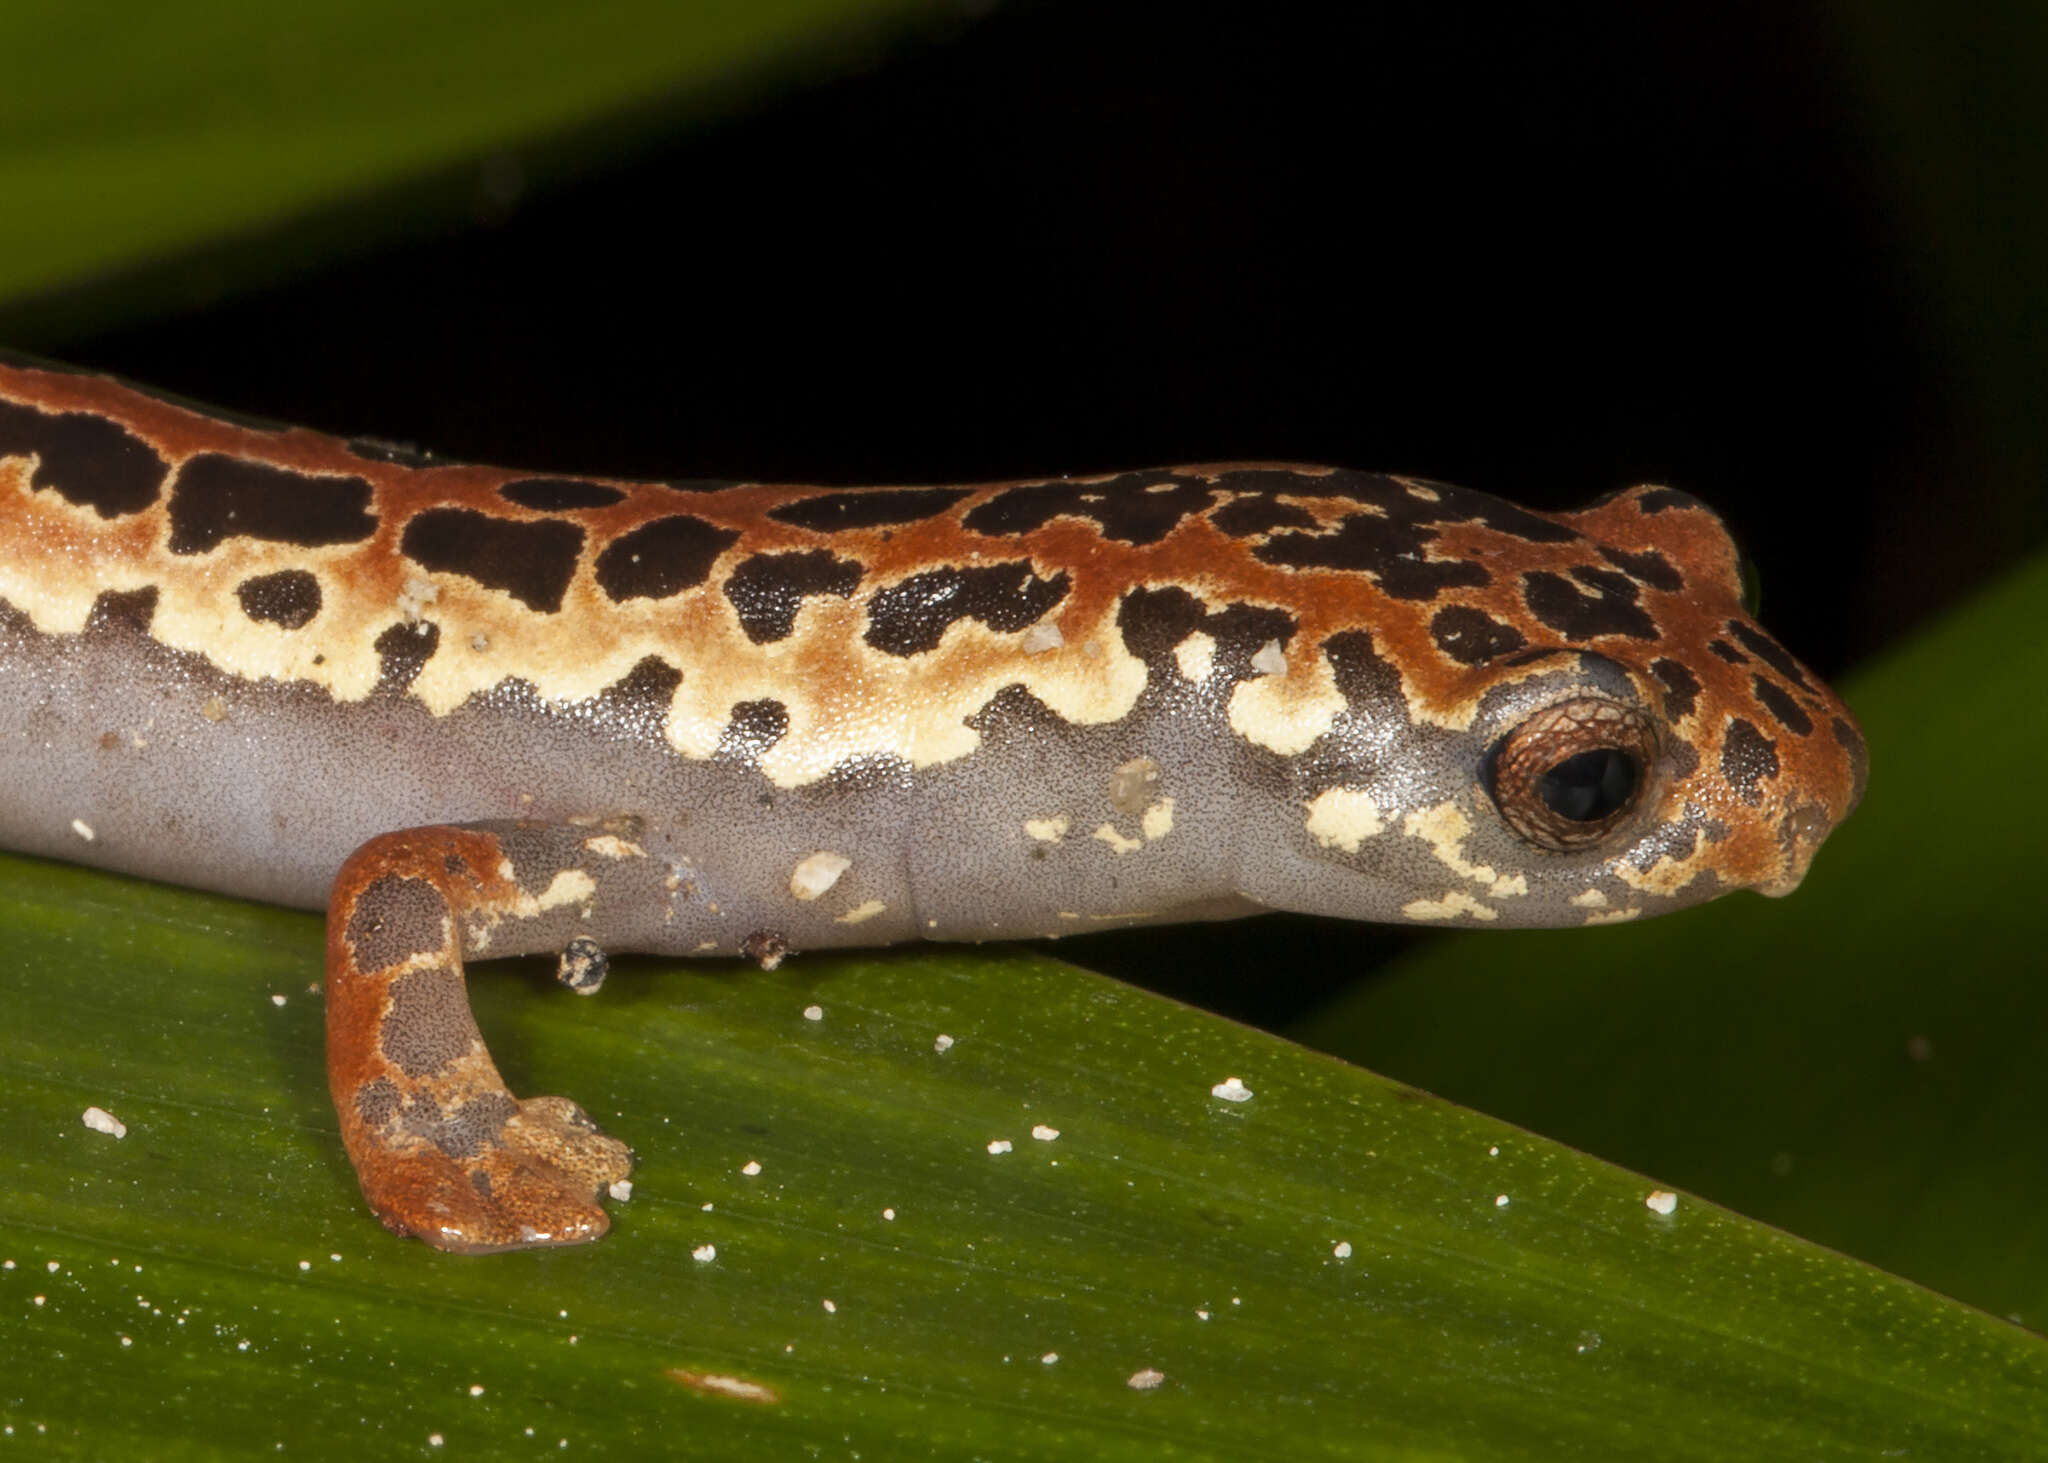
[1297,545,2048,1329]
[3,849,2046,1457]
[0,0,939,313]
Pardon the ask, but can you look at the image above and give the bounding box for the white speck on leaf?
[802,1004,823,1022]
[1128,1368,1166,1391]
[1333,1241,1352,1259]
[1031,1125,1059,1142]
[1211,1076,1253,1103]
[82,1107,126,1139]
[1645,1189,1678,1216]
[934,1034,955,1053]
[987,1140,1013,1155]
[742,1160,762,1176]
[692,1244,716,1263]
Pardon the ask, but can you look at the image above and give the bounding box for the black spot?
[1627,815,1710,879]
[373,621,439,694]
[85,586,159,637]
[1428,480,1581,543]
[1225,469,1576,590]
[411,1091,517,1160]
[1286,470,1579,543]
[716,699,790,763]
[355,1077,401,1131]
[346,437,434,467]
[493,824,590,894]
[1726,620,1814,692]
[1115,586,1295,672]
[965,683,1068,742]
[1113,586,1206,661]
[1500,647,1570,668]
[0,397,170,518]
[821,752,914,796]
[1665,735,1701,779]
[1256,512,1493,600]
[864,561,1070,656]
[1635,488,1695,514]
[963,473,1215,546]
[236,569,322,629]
[1720,718,1780,806]
[1708,640,1748,664]
[1522,568,1657,640]
[589,655,683,742]
[1322,629,1406,712]
[402,507,585,613]
[1598,545,1684,592]
[724,550,863,643]
[1649,658,1701,720]
[592,514,739,602]
[1209,494,1319,537]
[345,874,448,973]
[768,486,970,531]
[1752,676,1813,736]
[1833,716,1870,811]
[168,454,377,554]
[381,966,474,1078]
[1428,606,1527,665]
[498,477,627,511]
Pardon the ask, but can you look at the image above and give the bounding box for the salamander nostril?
[1781,801,1832,850]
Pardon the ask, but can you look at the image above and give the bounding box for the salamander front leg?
[324,823,644,1254]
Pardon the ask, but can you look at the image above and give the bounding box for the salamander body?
[0,351,1865,1250]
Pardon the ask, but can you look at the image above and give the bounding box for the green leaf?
[3,846,2045,1457]
[1297,544,2048,1330]
[0,0,939,315]
[2,3,2043,1452]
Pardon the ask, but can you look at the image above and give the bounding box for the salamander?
[0,350,1866,1252]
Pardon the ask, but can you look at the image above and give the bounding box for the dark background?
[41,1,2030,1025]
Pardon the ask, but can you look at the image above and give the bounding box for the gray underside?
[0,598,1287,955]
[0,591,1691,955]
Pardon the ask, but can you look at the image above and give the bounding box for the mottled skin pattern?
[0,351,1866,1252]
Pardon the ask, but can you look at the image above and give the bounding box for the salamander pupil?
[1536,749,1638,822]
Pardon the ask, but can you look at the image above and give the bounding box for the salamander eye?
[1488,697,1656,851]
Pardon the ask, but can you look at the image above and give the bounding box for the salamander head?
[1246,478,1866,928]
